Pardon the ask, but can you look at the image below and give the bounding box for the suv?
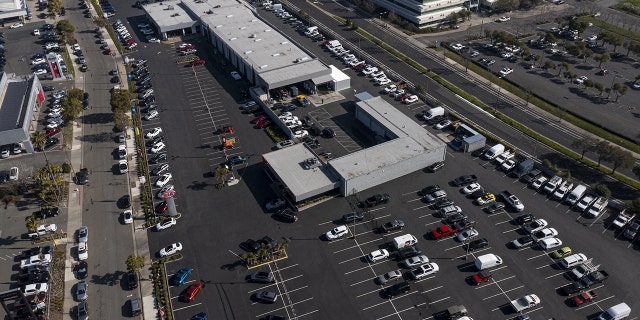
[364,193,390,207]
[397,246,422,260]
[76,169,89,185]
[379,220,405,233]
[35,207,60,219]
[342,212,364,223]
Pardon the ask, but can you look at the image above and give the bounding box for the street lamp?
[379,12,387,28]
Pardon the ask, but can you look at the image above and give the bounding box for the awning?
[311,73,334,85]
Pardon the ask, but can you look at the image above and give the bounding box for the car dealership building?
[0,73,45,154]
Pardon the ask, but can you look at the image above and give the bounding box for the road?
[282,0,640,198]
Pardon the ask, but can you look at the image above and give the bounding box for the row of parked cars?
[113,20,138,50]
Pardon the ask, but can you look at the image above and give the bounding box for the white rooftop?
[143,1,197,31]
[329,96,445,180]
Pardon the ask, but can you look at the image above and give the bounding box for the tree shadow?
[79,113,114,125]
[90,270,126,286]
[76,132,114,143]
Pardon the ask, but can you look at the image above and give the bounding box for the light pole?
[379,12,387,28]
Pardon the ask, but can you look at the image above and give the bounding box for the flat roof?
[329,96,445,179]
[263,144,340,200]
[182,0,327,76]
[0,80,29,132]
[144,1,197,30]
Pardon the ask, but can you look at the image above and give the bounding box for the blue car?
[172,267,193,286]
[192,312,207,320]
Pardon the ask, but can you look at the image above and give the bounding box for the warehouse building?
[143,0,346,95]
[262,94,447,203]
[373,0,468,28]
[0,73,45,154]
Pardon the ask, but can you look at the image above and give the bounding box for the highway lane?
[283,0,640,179]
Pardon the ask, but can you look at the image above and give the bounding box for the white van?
[559,253,587,269]
[475,253,503,270]
[565,184,587,205]
[598,302,631,320]
[482,143,505,160]
[392,234,418,249]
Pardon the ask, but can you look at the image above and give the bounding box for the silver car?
[376,270,402,285]
[76,280,88,301]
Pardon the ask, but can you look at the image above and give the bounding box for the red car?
[155,201,168,214]
[125,38,136,46]
[188,59,205,67]
[45,127,61,138]
[471,271,493,285]
[182,282,202,302]
[398,93,412,101]
[571,290,597,306]
[431,225,457,239]
[180,45,196,51]
[103,48,112,55]
[256,119,272,128]
[251,114,268,124]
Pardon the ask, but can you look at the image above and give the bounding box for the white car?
[498,16,511,22]
[404,95,418,104]
[23,283,48,295]
[34,69,48,75]
[383,84,397,93]
[390,89,405,98]
[456,228,479,242]
[538,237,562,250]
[159,242,183,257]
[31,57,46,65]
[33,29,40,36]
[138,23,151,28]
[403,255,429,268]
[362,67,378,75]
[285,120,302,128]
[523,219,548,233]
[574,76,588,84]
[145,127,162,139]
[230,71,242,80]
[377,78,391,86]
[587,35,597,41]
[435,119,452,130]
[148,37,161,43]
[462,183,481,194]
[530,176,548,190]
[46,122,63,129]
[325,225,348,241]
[373,75,388,84]
[531,227,558,241]
[144,110,159,120]
[410,262,439,279]
[276,140,295,149]
[118,159,128,174]
[499,67,513,76]
[20,254,52,269]
[450,43,464,50]
[155,218,177,231]
[78,241,88,260]
[156,184,174,198]
[10,23,24,28]
[122,210,133,224]
[367,249,389,262]
[150,142,166,154]
[369,70,384,78]
[500,159,517,171]
[155,173,172,187]
[292,130,309,139]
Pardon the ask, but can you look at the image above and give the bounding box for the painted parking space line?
[575,295,614,311]
[453,246,493,260]
[494,220,512,225]
[294,309,320,319]
[483,285,524,301]
[544,271,566,279]
[246,275,304,294]
[253,296,314,315]
[526,252,550,260]
[172,303,202,312]
[406,197,423,203]
[474,275,516,290]
[362,291,419,309]
[501,227,520,234]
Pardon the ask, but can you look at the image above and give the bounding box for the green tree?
[583,79,595,92]
[566,45,581,58]
[594,82,604,96]
[26,216,40,232]
[615,84,628,102]
[34,163,66,204]
[31,131,46,151]
[558,61,570,76]
[582,49,593,63]
[593,141,611,166]
[543,60,556,71]
[62,97,83,122]
[110,89,133,113]
[571,137,597,159]
[47,0,63,13]
[125,254,146,273]
[56,20,75,42]
[610,35,624,52]
[594,184,611,198]
[93,17,106,28]
[114,111,131,132]
[607,147,635,174]
[594,52,610,68]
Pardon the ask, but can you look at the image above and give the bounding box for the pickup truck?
[623,219,640,240]
[567,259,599,280]
[611,210,635,229]
[580,270,609,287]
[494,151,514,165]
[571,290,597,306]
[552,181,574,200]
[20,254,52,269]
[586,197,608,217]
[452,175,477,187]
[27,224,57,239]
[500,190,525,211]
[510,294,541,312]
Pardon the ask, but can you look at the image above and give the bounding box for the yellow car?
[551,246,572,259]
[476,193,496,205]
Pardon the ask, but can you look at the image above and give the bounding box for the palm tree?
[31,131,46,151]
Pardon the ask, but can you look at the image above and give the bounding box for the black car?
[75,261,88,279]
[559,281,588,296]
[427,161,444,172]
[382,281,411,298]
[19,271,50,284]
[433,198,455,209]
[79,64,88,72]
[514,213,535,225]
[444,213,468,225]
[125,272,138,290]
[342,211,364,223]
[273,209,298,223]
[151,164,169,176]
[397,246,422,260]
[419,185,441,196]
[258,236,277,247]
[35,207,60,219]
[466,238,489,251]
[379,220,405,233]
[149,153,167,164]
[110,76,120,83]
[485,202,505,214]
[364,193,390,207]
[469,188,488,199]
[452,174,478,187]
[322,127,335,138]
[225,155,247,168]
[45,137,59,149]
[121,195,131,208]
[147,136,163,147]
[76,168,89,185]
[240,239,260,252]
[21,247,41,258]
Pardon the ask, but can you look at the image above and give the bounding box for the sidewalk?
[61,14,156,320]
